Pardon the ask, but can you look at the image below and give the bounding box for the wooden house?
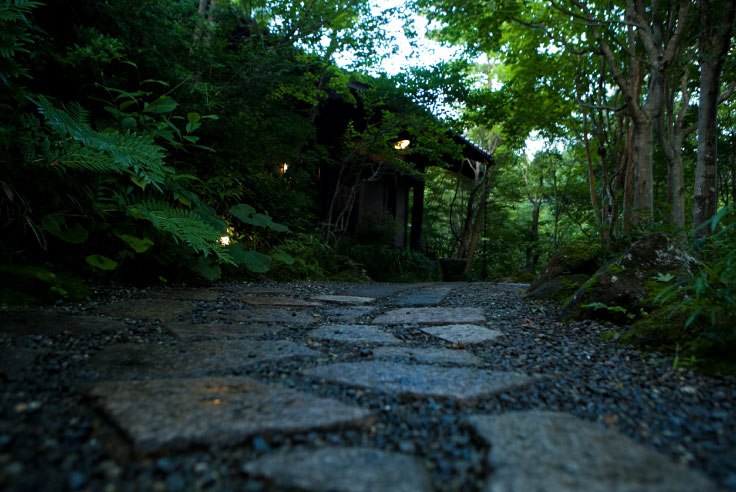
[315,81,494,251]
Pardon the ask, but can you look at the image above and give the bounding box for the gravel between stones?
[0,280,734,492]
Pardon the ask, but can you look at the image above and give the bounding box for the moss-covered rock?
[526,273,590,301]
[559,234,698,323]
[526,242,603,300]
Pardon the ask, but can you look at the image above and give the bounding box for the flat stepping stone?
[308,325,402,345]
[237,296,321,308]
[468,411,717,492]
[0,310,128,335]
[339,284,418,298]
[372,307,485,325]
[93,299,194,322]
[311,295,375,305]
[152,288,222,301]
[89,376,371,454]
[302,361,539,404]
[243,447,432,492]
[393,284,461,307]
[372,346,482,365]
[421,324,503,345]
[91,340,319,377]
[316,306,376,324]
[164,322,285,340]
[209,308,316,326]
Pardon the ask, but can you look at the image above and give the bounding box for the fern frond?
[53,143,123,174]
[127,200,234,264]
[34,96,170,187]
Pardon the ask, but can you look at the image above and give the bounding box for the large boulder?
[526,242,602,300]
[558,234,698,322]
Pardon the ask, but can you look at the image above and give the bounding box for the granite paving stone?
[421,324,504,345]
[0,310,129,335]
[372,307,486,325]
[236,296,322,308]
[89,377,372,454]
[164,322,286,340]
[393,284,463,307]
[91,340,319,377]
[302,361,539,404]
[93,299,194,322]
[208,308,317,326]
[310,295,375,305]
[315,306,376,324]
[467,411,717,492]
[371,346,482,365]
[308,325,402,345]
[338,284,420,298]
[152,288,222,302]
[243,447,432,492]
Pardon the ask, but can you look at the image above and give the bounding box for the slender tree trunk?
[692,0,736,238]
[464,172,490,274]
[632,118,654,224]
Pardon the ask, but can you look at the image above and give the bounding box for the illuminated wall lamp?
[394,139,410,150]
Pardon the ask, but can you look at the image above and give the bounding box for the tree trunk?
[464,171,490,274]
[632,118,654,225]
[692,0,736,238]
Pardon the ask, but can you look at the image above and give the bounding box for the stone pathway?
[1,281,728,492]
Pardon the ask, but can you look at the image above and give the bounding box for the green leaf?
[121,117,137,130]
[242,250,271,273]
[228,243,271,272]
[272,248,295,265]
[191,257,221,280]
[230,204,257,221]
[116,233,154,253]
[187,112,201,125]
[86,254,118,271]
[143,96,178,114]
[130,174,148,190]
[41,214,89,244]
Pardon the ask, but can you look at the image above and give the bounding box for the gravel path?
[1,281,734,491]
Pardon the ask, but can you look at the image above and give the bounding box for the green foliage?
[649,205,736,370]
[0,264,91,305]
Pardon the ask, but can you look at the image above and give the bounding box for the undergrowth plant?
[654,204,736,370]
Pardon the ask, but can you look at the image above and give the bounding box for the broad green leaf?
[228,243,271,273]
[130,174,148,190]
[143,96,178,114]
[192,257,221,280]
[41,214,89,244]
[187,112,201,125]
[230,204,257,222]
[117,233,154,253]
[86,254,118,271]
[121,117,137,130]
[242,250,271,273]
[272,248,294,265]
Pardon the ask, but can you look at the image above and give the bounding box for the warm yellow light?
[394,139,410,150]
[280,163,289,174]
[219,236,230,246]
[212,398,222,405]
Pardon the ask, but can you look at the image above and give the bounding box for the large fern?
[127,200,234,264]
[35,96,170,188]
[0,1,43,84]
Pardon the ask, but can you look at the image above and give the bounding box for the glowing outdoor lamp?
[280,163,289,174]
[394,139,410,150]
